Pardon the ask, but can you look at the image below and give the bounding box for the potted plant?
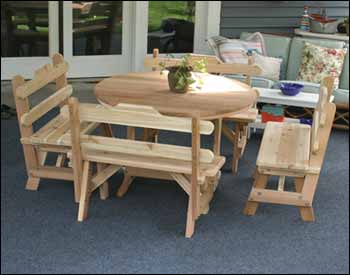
[160,55,207,93]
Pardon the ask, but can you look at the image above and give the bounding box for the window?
[1,1,49,57]
[72,1,123,56]
[147,1,195,54]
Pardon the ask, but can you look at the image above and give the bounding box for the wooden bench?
[68,98,225,238]
[244,78,336,221]
[144,50,261,173]
[13,54,107,202]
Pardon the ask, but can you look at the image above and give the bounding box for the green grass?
[148,1,195,32]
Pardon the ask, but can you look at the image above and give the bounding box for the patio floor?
[1,99,349,274]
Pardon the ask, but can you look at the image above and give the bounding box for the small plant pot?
[167,66,192,93]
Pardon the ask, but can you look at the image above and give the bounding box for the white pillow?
[253,53,283,81]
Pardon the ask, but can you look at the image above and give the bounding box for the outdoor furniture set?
[12,51,336,238]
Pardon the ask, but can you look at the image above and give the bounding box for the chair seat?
[82,148,226,177]
[21,115,99,147]
[257,122,311,172]
[225,108,258,123]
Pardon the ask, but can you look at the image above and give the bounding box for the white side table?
[249,88,334,131]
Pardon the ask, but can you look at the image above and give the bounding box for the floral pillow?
[297,42,347,89]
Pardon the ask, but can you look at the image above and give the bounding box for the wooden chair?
[13,54,108,202]
[244,77,336,221]
[67,98,225,238]
[144,49,262,172]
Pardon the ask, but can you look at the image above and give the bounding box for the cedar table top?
[95,71,258,119]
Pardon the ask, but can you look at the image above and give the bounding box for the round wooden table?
[95,71,258,220]
[95,71,258,120]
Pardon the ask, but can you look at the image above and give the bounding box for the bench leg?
[78,161,91,222]
[244,172,269,216]
[232,123,249,173]
[185,195,196,238]
[97,163,109,200]
[116,171,134,198]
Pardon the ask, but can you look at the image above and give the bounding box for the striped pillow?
[208,35,265,64]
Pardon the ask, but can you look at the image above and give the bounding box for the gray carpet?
[1,115,349,274]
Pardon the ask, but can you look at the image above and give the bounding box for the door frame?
[62,1,134,78]
[1,1,59,80]
[1,1,222,79]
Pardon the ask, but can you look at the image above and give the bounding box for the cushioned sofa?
[224,32,349,129]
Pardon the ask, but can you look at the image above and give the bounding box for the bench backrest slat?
[61,103,214,135]
[144,56,262,77]
[21,85,73,127]
[78,135,214,163]
[144,49,262,86]
[16,62,69,99]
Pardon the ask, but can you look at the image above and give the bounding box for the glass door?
[63,1,133,78]
[147,1,196,54]
[131,1,222,72]
[1,1,59,80]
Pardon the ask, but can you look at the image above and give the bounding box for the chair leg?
[295,176,315,222]
[116,171,134,198]
[78,161,91,222]
[300,207,315,222]
[24,146,42,191]
[26,177,41,191]
[244,172,269,216]
[185,195,196,238]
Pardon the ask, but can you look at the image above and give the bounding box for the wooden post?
[191,117,200,220]
[321,76,335,102]
[245,55,254,86]
[152,48,159,71]
[12,75,40,190]
[68,97,83,203]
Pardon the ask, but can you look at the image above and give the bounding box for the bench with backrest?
[144,49,262,173]
[67,98,225,238]
[13,54,109,202]
[244,77,336,221]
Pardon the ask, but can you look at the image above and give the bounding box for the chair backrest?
[310,77,335,154]
[12,54,70,138]
[144,49,262,86]
[68,98,216,164]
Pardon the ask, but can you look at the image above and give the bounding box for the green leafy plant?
[159,55,208,92]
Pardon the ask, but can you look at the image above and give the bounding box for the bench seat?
[257,122,311,172]
[21,114,99,148]
[82,148,225,178]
